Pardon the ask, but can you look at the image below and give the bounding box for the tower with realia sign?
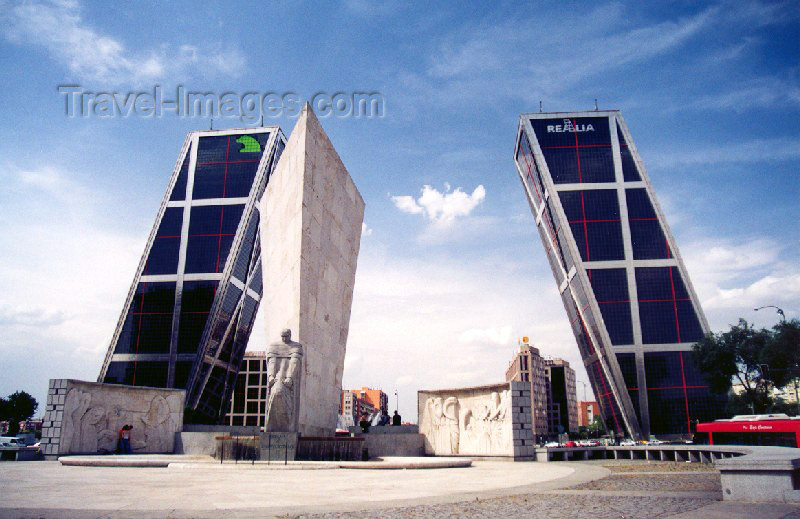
[514,111,724,439]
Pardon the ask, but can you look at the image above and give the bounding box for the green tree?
[693,319,800,416]
[0,391,39,436]
[763,320,800,387]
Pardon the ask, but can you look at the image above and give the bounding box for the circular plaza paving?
[2,457,800,518]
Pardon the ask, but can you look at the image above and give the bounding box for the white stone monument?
[259,104,364,437]
[418,382,535,459]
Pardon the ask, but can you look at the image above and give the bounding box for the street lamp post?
[754,305,786,322]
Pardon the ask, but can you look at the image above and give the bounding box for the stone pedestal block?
[259,432,300,462]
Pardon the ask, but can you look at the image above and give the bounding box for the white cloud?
[686,76,800,112]
[397,4,716,108]
[0,163,143,409]
[361,222,373,237]
[391,184,486,229]
[2,0,244,85]
[390,195,424,215]
[648,137,800,169]
[459,326,513,346]
[682,237,800,329]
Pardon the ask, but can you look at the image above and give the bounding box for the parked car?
[649,438,665,445]
[0,437,25,447]
[563,441,577,448]
[544,441,560,448]
[619,439,637,446]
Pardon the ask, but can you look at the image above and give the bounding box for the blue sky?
[0,0,798,421]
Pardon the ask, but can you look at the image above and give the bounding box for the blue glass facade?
[99,128,285,421]
[515,111,723,439]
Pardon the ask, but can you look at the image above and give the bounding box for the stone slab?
[41,379,184,456]
[260,105,364,437]
[418,382,531,457]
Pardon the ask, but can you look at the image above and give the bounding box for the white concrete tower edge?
[259,103,365,436]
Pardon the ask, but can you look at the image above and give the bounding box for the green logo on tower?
[236,135,261,153]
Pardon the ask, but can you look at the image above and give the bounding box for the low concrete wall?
[175,427,261,456]
[349,425,419,435]
[716,446,800,503]
[535,443,800,503]
[174,432,219,456]
[535,444,748,463]
[362,432,424,457]
[41,379,184,458]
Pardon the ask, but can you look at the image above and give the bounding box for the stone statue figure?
[265,329,303,432]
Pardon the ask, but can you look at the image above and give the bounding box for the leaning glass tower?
[98,127,285,420]
[514,111,724,439]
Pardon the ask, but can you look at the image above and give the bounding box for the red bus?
[696,414,800,448]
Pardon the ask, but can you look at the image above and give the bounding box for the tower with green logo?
[98,128,286,421]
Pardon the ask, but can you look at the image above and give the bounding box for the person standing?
[118,425,132,454]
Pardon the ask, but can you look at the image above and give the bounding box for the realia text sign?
[547,119,595,133]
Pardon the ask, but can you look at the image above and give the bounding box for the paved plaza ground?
[1,458,799,518]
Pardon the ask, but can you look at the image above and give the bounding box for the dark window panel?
[249,263,263,295]
[530,117,614,184]
[220,162,258,199]
[530,117,611,148]
[516,131,546,203]
[173,361,194,389]
[143,208,183,275]
[169,149,191,201]
[156,207,183,237]
[589,268,633,345]
[185,205,244,275]
[630,220,671,260]
[542,200,575,272]
[133,315,173,354]
[177,313,211,354]
[181,280,218,313]
[625,188,656,220]
[589,360,624,436]
[626,189,671,260]
[647,388,687,435]
[113,283,175,355]
[615,352,641,422]
[104,361,168,388]
[193,133,271,200]
[636,267,700,344]
[184,235,235,274]
[177,280,218,354]
[643,351,722,434]
[188,205,244,236]
[562,289,596,358]
[233,214,259,282]
[617,126,641,182]
[560,190,624,262]
[144,240,180,275]
[676,301,704,343]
